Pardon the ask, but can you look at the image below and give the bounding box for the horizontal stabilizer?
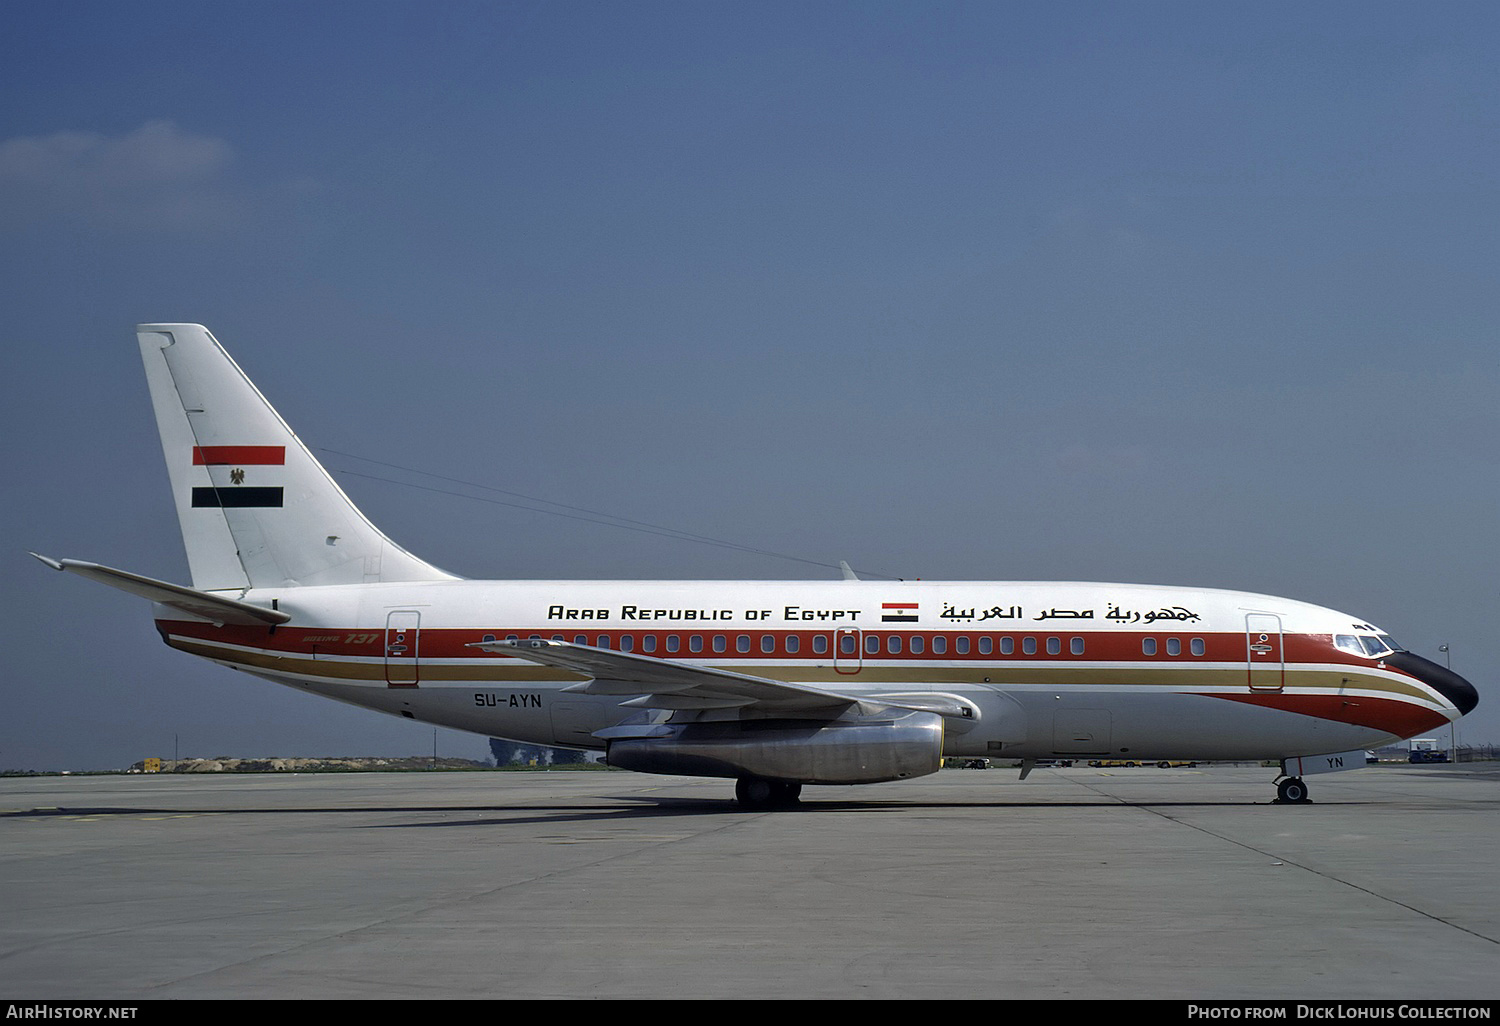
[30,553,290,627]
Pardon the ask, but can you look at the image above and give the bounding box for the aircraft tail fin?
[137,323,459,591]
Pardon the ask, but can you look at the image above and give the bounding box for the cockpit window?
[1337,634,1403,657]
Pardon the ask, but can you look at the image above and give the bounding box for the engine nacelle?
[606,709,945,784]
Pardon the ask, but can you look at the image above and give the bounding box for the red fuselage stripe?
[1201,692,1448,738]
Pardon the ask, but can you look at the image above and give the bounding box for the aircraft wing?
[470,638,861,713]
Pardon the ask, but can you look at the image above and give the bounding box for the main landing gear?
[735,777,803,809]
[1275,776,1311,804]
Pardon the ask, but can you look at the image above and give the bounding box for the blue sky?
[4,1,1497,769]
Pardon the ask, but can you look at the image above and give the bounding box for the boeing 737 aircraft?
[34,324,1479,807]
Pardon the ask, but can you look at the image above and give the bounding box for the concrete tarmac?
[1,764,1496,1000]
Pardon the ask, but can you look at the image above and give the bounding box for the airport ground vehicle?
[1408,739,1450,764]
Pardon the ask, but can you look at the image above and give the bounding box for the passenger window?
[1022,637,1036,655]
[761,635,775,654]
[1190,638,1205,656]
[737,635,751,653]
[690,635,703,653]
[840,634,857,655]
[813,635,828,654]
[978,636,993,655]
[909,635,924,654]
[888,635,902,654]
[866,635,880,654]
[574,635,587,645]
[786,635,800,654]
[713,635,726,653]
[1071,637,1085,655]
[931,636,947,654]
[666,635,680,653]
[1046,637,1061,655]
[1143,638,1157,656]
[621,635,634,652]
[999,636,1014,655]
[642,636,657,653]
[956,637,970,654]
[1167,637,1181,656]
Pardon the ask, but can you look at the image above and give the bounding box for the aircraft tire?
[1277,777,1311,804]
[735,778,801,809]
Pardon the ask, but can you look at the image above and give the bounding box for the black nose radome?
[1384,651,1480,716]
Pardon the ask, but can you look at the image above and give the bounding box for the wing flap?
[619,694,754,710]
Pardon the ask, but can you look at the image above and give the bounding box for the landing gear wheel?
[735,778,801,809]
[735,777,773,808]
[1276,777,1311,804]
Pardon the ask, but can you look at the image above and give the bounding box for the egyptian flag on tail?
[881,602,919,623]
[190,446,286,507]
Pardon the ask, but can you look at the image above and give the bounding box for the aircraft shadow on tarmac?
[376,794,1361,827]
[0,795,1352,830]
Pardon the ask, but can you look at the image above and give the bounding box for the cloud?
[0,120,241,231]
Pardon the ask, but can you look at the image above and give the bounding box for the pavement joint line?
[132,799,758,994]
[1071,775,1500,948]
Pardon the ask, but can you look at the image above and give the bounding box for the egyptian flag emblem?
[191,446,286,508]
[881,602,919,623]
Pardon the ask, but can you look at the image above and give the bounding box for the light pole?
[1438,645,1458,761]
